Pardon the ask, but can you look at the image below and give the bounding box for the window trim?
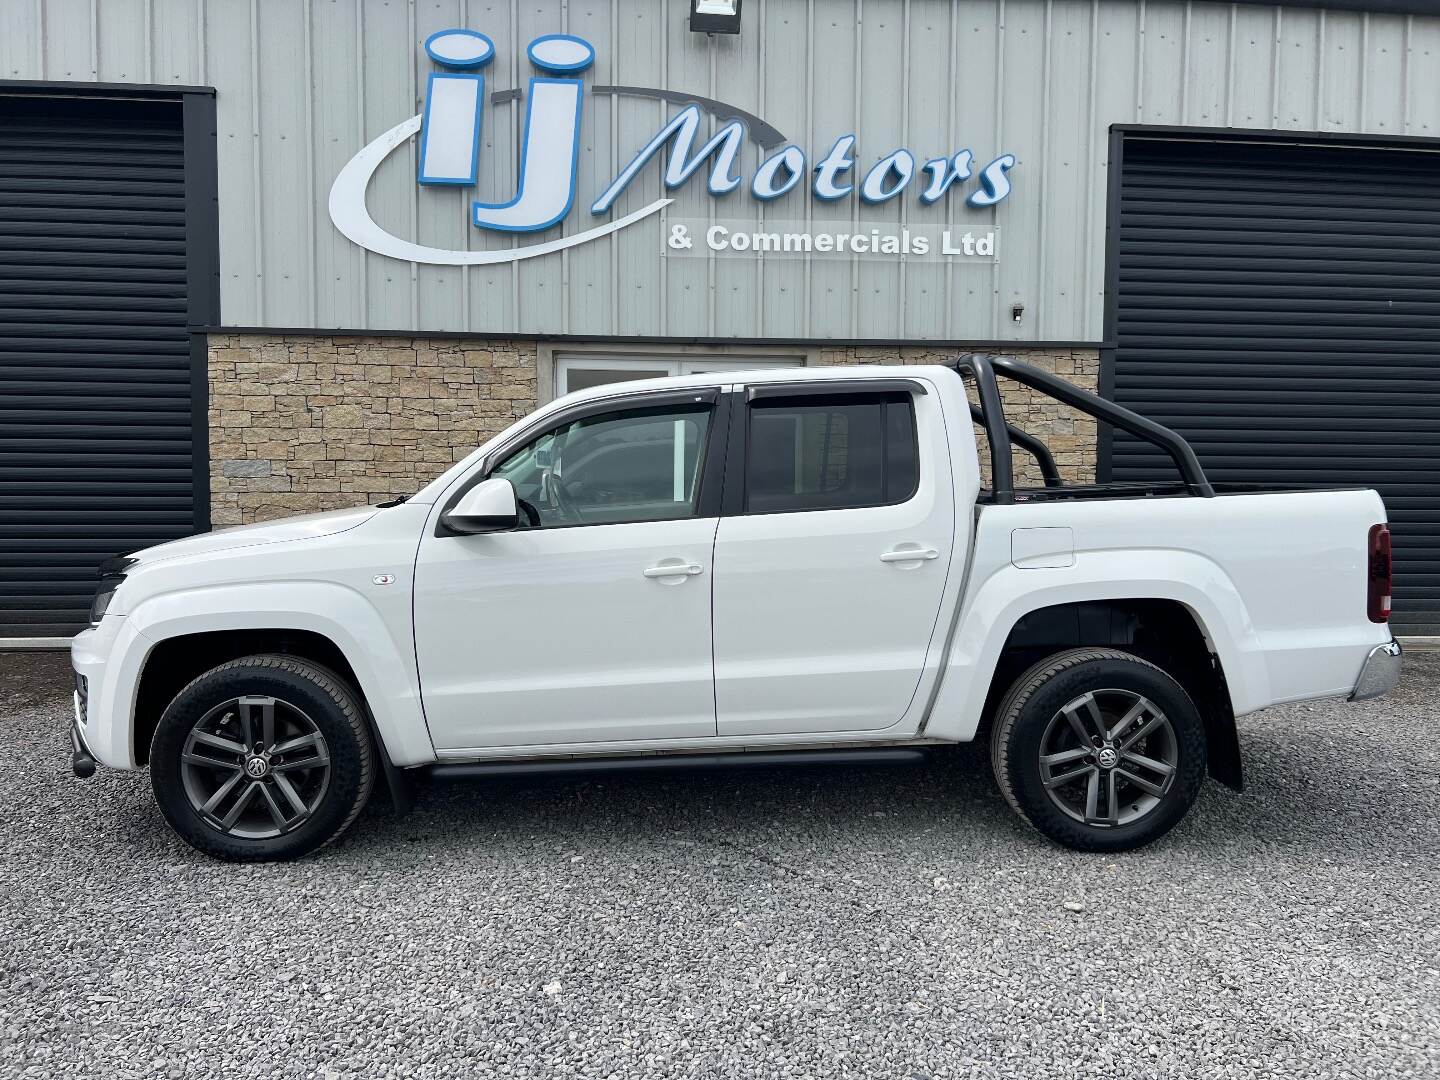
[746,378,929,401]
[437,387,726,535]
[722,388,923,518]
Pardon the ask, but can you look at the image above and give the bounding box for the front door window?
[490,404,710,527]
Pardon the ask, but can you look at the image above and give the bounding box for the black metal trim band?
[746,378,929,401]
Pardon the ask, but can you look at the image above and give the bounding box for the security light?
[690,0,742,34]
[1011,302,1025,323]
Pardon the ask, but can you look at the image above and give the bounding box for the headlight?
[89,577,124,624]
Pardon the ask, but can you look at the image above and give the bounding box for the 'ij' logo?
[328,30,1016,265]
[417,29,593,232]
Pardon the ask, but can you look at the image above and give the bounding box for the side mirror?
[441,477,520,535]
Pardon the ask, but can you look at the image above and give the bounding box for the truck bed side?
[923,488,1390,743]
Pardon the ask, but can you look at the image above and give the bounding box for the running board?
[426,747,928,781]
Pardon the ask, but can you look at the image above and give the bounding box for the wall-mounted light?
[690,0,742,35]
[1011,302,1025,324]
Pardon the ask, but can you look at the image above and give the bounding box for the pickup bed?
[70,354,1402,861]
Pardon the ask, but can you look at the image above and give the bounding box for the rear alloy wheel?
[151,655,375,861]
[991,649,1207,852]
[1037,688,1179,828]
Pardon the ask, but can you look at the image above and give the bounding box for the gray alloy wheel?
[989,648,1207,852]
[179,695,333,839]
[1037,688,1179,827]
[151,654,374,861]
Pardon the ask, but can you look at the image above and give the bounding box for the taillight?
[1367,524,1392,623]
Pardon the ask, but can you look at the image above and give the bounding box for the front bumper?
[1350,640,1402,702]
[70,615,146,771]
[71,704,97,778]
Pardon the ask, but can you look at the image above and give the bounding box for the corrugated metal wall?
[0,94,196,637]
[4,0,1440,341]
[1108,132,1440,632]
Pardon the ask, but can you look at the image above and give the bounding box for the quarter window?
[745,394,919,514]
[491,403,712,528]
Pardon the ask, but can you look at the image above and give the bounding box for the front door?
[414,390,722,751]
[711,382,956,736]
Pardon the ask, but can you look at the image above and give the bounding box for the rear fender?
[923,550,1269,743]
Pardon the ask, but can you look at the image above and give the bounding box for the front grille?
[75,673,89,725]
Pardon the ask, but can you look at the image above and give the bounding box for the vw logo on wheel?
[1096,747,1119,769]
[244,756,270,779]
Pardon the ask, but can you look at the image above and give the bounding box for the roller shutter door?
[1108,133,1440,635]
[0,95,201,638]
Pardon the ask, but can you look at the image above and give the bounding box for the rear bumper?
[1350,640,1402,702]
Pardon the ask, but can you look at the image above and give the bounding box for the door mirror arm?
[438,477,521,536]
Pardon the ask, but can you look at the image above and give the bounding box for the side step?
[426,747,928,781]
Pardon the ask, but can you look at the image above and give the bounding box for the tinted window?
[492,403,711,527]
[745,394,918,513]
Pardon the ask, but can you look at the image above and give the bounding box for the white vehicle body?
[71,361,1400,801]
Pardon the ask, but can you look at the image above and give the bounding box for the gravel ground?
[0,650,1437,1080]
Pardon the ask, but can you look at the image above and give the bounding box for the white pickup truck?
[70,355,1401,861]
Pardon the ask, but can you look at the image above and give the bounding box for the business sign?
[664,220,997,261]
[329,30,1015,266]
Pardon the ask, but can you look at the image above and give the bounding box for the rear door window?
[745,393,919,514]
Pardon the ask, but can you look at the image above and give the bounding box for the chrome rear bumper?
[1350,640,1402,702]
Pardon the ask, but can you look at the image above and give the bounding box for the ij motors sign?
[329,29,1015,266]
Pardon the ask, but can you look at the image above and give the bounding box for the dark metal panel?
[1238,1,1440,18]
[0,93,199,637]
[1109,132,1440,633]
[182,91,220,535]
[1096,126,1126,486]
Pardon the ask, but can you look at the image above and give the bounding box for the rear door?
[710,380,957,736]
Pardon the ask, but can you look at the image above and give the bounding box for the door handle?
[879,547,939,563]
[643,562,704,578]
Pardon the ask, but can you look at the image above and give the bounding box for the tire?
[150,655,375,862]
[989,648,1207,852]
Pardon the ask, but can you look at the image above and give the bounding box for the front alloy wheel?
[151,655,375,861]
[180,695,332,839]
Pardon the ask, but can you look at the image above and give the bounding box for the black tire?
[150,655,375,862]
[990,648,1207,852]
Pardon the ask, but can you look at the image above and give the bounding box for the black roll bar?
[948,354,1015,502]
[947,353,1215,501]
[967,403,1062,489]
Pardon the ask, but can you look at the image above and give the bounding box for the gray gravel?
[1,650,1437,1080]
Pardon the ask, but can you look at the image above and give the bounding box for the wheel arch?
[925,574,1254,791]
[134,628,362,765]
[981,599,1243,790]
[121,582,436,771]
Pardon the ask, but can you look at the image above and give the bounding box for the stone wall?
[208,334,1099,525]
[208,335,538,526]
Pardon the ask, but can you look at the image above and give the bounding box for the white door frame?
[538,343,814,404]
